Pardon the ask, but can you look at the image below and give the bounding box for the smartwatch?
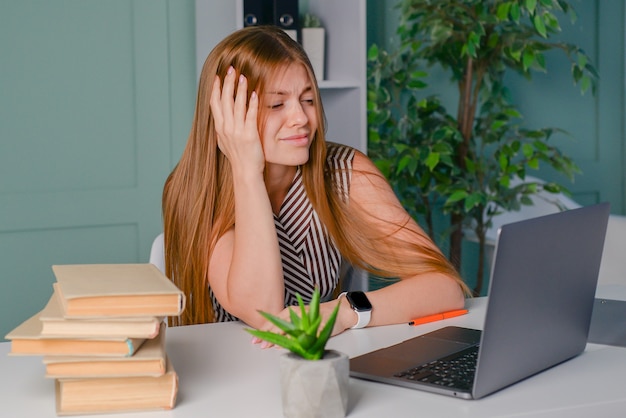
[339,291,372,329]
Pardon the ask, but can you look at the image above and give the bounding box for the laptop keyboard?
[393,345,479,390]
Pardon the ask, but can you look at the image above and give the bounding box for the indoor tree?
[367,0,597,295]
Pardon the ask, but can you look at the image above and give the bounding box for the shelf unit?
[194,0,367,153]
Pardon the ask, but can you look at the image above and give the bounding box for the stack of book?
[5,263,186,416]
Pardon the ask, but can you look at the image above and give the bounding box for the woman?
[162,25,468,339]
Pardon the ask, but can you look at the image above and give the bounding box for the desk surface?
[3,285,626,418]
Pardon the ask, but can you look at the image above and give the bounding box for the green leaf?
[296,332,316,350]
[510,3,521,22]
[499,153,508,170]
[296,293,309,329]
[367,44,379,61]
[407,79,427,89]
[491,119,507,130]
[305,315,322,337]
[410,70,429,79]
[509,47,522,62]
[258,310,297,334]
[542,183,558,193]
[446,190,468,204]
[408,156,418,175]
[309,287,320,323]
[533,13,547,38]
[425,151,440,171]
[522,143,534,158]
[544,13,561,32]
[396,155,413,175]
[289,308,300,328]
[246,329,307,357]
[374,159,391,177]
[520,195,534,206]
[534,52,546,71]
[487,33,500,48]
[572,65,583,82]
[309,302,340,358]
[496,2,511,21]
[580,75,591,94]
[465,156,476,174]
[533,140,549,152]
[503,108,521,118]
[465,193,483,211]
[525,0,537,14]
[522,49,534,71]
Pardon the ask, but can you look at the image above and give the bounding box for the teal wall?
[1,1,624,339]
[0,0,195,340]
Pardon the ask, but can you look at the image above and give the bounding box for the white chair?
[483,175,582,245]
[149,233,165,274]
[598,214,626,286]
[464,176,581,265]
[148,232,368,291]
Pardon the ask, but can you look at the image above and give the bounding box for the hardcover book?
[5,310,145,357]
[52,264,185,318]
[55,357,178,415]
[39,289,163,339]
[44,323,167,378]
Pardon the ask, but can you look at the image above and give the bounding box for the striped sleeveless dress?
[211,143,355,322]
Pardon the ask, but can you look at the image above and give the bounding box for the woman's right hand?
[210,66,265,177]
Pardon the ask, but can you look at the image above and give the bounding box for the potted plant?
[367,0,598,295]
[246,288,348,418]
[301,13,325,80]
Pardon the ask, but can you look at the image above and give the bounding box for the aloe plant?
[246,288,339,360]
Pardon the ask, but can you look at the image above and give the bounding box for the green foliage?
[302,13,322,28]
[367,38,462,238]
[367,0,597,294]
[246,288,339,360]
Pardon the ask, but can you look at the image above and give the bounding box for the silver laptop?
[350,202,611,399]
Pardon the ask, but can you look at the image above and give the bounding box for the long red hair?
[163,26,466,326]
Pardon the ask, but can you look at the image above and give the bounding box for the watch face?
[347,291,372,311]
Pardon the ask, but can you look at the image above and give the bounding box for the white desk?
[3,285,626,418]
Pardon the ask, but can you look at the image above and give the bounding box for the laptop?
[350,202,611,399]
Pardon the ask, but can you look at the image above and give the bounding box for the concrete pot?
[279,349,349,418]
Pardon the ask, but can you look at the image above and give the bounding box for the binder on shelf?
[243,0,273,27]
[242,0,299,42]
[273,0,299,42]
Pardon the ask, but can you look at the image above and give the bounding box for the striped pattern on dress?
[211,143,355,321]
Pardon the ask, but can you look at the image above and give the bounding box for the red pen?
[408,309,469,326]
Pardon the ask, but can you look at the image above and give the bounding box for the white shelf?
[318,80,362,89]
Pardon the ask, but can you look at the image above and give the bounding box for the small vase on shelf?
[301,13,325,81]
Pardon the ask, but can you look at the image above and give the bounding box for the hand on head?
[210,66,265,175]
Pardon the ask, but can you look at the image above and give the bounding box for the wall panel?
[0,0,196,339]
